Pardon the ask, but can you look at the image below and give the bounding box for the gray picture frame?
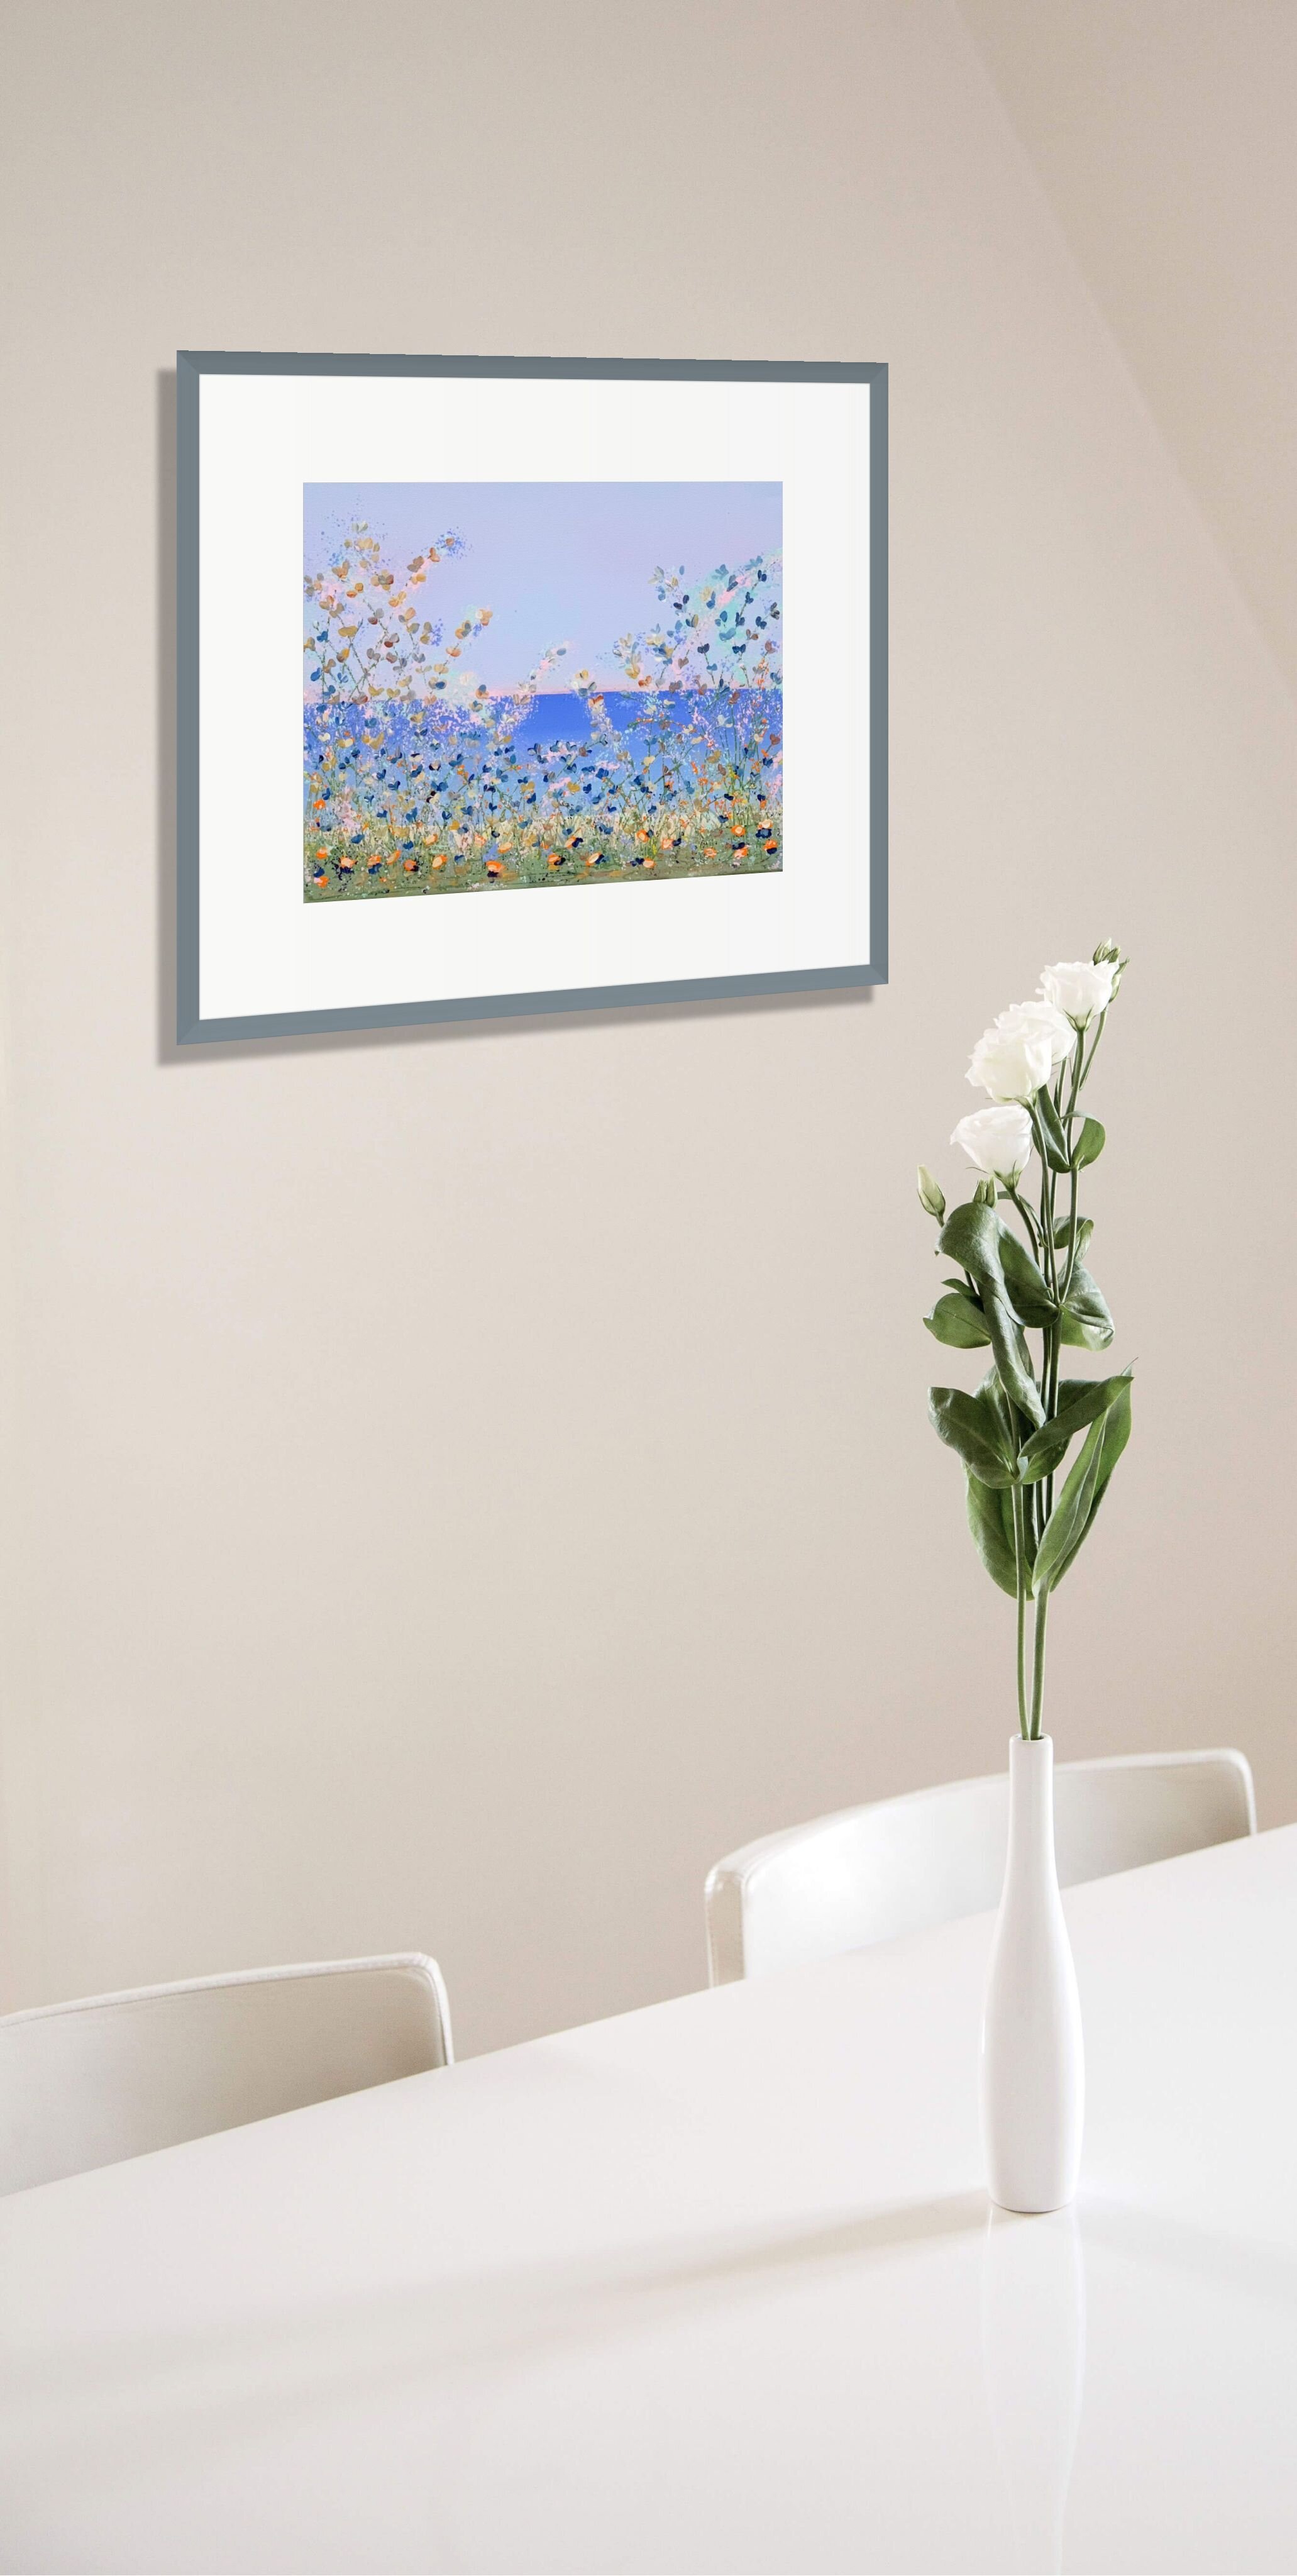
[177,350,887,1043]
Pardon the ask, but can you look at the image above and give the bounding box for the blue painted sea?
[306,688,781,758]
[508,689,779,749]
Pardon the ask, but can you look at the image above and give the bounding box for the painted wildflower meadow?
[303,482,782,900]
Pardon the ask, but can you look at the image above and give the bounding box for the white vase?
[981,1735,1084,2214]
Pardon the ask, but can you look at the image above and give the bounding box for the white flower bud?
[917,1165,946,1221]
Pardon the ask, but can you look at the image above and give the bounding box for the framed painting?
[176,352,886,1043]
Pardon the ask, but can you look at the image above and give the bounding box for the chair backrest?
[0,1952,453,2197]
[705,1749,1257,1984]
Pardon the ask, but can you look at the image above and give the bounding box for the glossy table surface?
[3,1824,1296,2574]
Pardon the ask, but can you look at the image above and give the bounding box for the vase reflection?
[981,2202,1086,2573]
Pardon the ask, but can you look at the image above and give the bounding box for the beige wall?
[1,0,1294,2057]
[964,0,1297,702]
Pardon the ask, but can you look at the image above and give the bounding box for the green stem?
[1028,1098,1063,1521]
[1059,1170,1081,1311]
[1030,1585,1049,1737]
[1047,1074,1065,1439]
[1054,1031,1087,1307]
[1007,1186,1043,1259]
[1011,1485,1030,1740]
[1077,1011,1107,1089]
[1028,1104,1061,1307]
[1005,1014,1115,1752]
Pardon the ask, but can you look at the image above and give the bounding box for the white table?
[3,1826,1296,2575]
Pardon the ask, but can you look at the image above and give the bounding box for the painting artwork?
[303,483,783,902]
[179,352,884,1041]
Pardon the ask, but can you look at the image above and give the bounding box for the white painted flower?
[1039,958,1117,1028]
[439,665,488,709]
[951,1104,1034,1184]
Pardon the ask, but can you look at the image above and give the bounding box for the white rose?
[951,1104,1033,1184]
[995,997,1076,1072]
[1039,958,1116,1028]
[967,1016,1055,1103]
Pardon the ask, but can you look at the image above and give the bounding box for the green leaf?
[1016,1368,1133,1484]
[974,1364,1018,1456]
[928,1386,1017,1487]
[965,1472,1019,1596]
[965,1372,1038,1593]
[1073,1116,1105,1170]
[924,1291,991,1350]
[998,1228,1056,1329]
[1054,1378,1131,1582]
[1034,1088,1071,1173]
[996,1314,1044,1426]
[1060,1260,1114,1350]
[1032,1418,1106,1593]
[1032,1380,1132,1594]
[937,1204,1047,1424]
[1053,1374,1110,1416]
[1051,1214,1094,1259]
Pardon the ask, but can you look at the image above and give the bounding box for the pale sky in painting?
[304,481,782,689]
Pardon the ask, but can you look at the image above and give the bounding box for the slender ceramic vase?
[981,1735,1084,2214]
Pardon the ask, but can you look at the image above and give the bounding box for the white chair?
[705,1749,1257,1984]
[0,1952,453,2197]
